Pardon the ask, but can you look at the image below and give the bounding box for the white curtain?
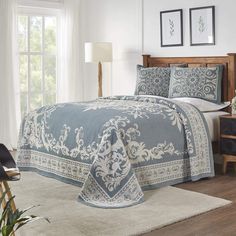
[57,0,84,102]
[0,0,20,150]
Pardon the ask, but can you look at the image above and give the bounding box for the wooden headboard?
[142,53,236,103]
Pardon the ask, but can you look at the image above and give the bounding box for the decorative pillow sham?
[169,66,223,104]
[172,97,230,112]
[135,65,170,97]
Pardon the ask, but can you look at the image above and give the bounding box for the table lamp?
[85,42,112,97]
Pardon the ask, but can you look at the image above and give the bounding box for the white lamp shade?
[85,42,112,63]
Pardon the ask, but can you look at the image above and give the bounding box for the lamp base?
[98,62,102,97]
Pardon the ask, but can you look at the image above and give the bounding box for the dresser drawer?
[221,138,236,155]
[220,118,236,136]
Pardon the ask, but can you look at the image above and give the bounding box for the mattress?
[203,111,229,141]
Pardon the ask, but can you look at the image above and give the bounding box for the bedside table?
[220,114,236,174]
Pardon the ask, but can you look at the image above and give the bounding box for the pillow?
[169,66,223,104]
[172,97,230,112]
[135,65,171,97]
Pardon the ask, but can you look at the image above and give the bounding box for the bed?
[17,53,236,208]
[142,53,236,153]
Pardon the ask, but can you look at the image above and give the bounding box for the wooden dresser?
[220,114,236,173]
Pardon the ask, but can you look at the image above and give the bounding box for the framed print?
[160,9,183,47]
[190,6,215,46]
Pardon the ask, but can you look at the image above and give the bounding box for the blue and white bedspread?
[17,96,214,208]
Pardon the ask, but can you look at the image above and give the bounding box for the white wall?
[80,0,236,98]
[80,0,142,99]
[144,0,236,56]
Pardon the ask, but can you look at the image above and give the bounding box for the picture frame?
[189,6,215,46]
[160,9,183,47]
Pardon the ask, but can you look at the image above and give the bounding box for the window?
[18,11,58,117]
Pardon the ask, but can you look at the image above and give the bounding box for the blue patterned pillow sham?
[135,65,171,97]
[169,66,223,104]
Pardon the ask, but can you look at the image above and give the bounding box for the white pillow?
[172,97,230,112]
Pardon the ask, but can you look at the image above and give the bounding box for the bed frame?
[143,53,236,103]
[142,53,236,153]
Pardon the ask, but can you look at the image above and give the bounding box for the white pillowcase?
[172,97,230,112]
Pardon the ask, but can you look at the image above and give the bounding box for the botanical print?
[161,9,183,46]
[169,19,175,37]
[17,96,214,208]
[190,6,215,45]
[198,16,206,33]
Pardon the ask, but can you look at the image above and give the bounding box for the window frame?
[17,6,61,114]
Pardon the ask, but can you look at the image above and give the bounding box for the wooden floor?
[143,164,236,236]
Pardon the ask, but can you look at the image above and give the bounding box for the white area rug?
[10,172,231,236]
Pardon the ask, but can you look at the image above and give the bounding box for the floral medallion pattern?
[169,66,223,104]
[135,65,170,97]
[17,96,214,208]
